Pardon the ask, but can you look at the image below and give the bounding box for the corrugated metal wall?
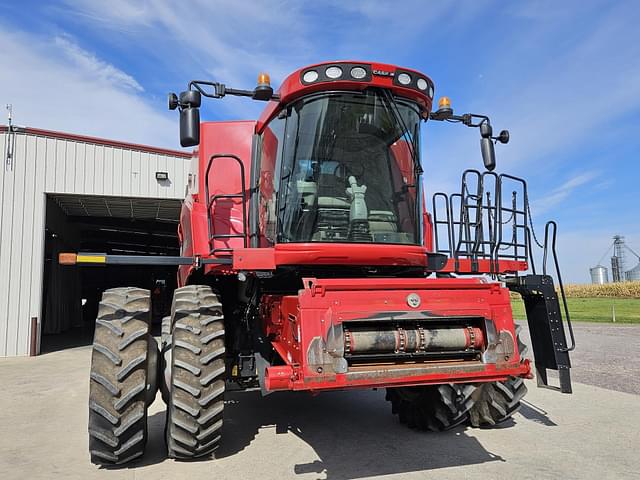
[0,129,190,356]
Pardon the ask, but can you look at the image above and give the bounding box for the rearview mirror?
[480,137,496,171]
[479,122,496,171]
[179,90,201,108]
[180,107,200,147]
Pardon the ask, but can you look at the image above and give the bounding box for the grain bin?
[626,263,640,281]
[590,265,609,284]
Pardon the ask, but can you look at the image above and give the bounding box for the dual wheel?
[88,285,225,465]
[386,326,530,431]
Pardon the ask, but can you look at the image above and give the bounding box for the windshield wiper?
[380,89,423,176]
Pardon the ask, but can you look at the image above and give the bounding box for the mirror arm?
[187,80,280,101]
[429,109,503,171]
[188,80,226,99]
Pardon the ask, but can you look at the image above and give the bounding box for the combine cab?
[62,61,574,464]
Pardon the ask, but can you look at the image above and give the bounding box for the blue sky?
[1,0,639,282]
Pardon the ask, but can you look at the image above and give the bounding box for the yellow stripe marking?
[76,255,107,264]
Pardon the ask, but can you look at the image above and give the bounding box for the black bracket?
[507,274,573,394]
[187,80,279,101]
[426,252,448,271]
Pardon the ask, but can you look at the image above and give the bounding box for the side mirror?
[180,107,200,147]
[179,90,201,108]
[479,122,496,171]
[480,137,496,171]
[177,90,201,147]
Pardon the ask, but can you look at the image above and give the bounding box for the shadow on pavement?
[100,388,514,477]
[519,400,557,427]
[218,389,505,479]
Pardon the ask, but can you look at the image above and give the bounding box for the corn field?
[511,281,640,298]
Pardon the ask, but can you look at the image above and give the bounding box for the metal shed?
[0,126,190,356]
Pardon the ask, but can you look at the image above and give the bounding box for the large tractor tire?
[88,287,155,465]
[166,285,226,459]
[467,325,529,427]
[387,326,530,431]
[467,376,528,427]
[386,384,476,431]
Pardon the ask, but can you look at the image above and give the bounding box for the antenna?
[5,104,15,170]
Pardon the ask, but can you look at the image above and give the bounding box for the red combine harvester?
[61,61,575,465]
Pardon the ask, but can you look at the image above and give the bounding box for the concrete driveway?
[1,323,639,480]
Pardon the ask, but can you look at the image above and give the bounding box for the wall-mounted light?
[155,171,169,181]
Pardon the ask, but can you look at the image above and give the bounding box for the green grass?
[511,297,640,324]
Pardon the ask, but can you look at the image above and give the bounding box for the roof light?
[398,73,412,85]
[325,66,343,79]
[350,66,367,79]
[438,96,451,110]
[257,72,271,86]
[254,72,274,101]
[302,70,319,83]
[416,78,428,91]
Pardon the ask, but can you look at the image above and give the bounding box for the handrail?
[204,153,248,254]
[543,221,576,352]
[432,192,454,256]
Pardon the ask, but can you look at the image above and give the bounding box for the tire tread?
[88,287,150,465]
[166,285,225,460]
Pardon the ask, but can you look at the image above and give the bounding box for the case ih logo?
[406,293,421,308]
[373,69,395,77]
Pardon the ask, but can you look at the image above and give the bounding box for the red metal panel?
[266,363,531,392]
[198,121,255,254]
[232,248,276,270]
[178,200,213,284]
[223,244,526,273]
[273,243,429,266]
[441,258,528,273]
[261,276,530,392]
[220,244,527,274]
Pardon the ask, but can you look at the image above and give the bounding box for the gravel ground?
[518,321,640,395]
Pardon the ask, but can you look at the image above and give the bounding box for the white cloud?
[0,26,178,148]
[531,170,600,214]
[60,0,489,121]
[59,0,319,122]
[54,35,144,92]
[63,0,311,86]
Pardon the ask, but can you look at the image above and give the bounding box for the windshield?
[275,89,422,245]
